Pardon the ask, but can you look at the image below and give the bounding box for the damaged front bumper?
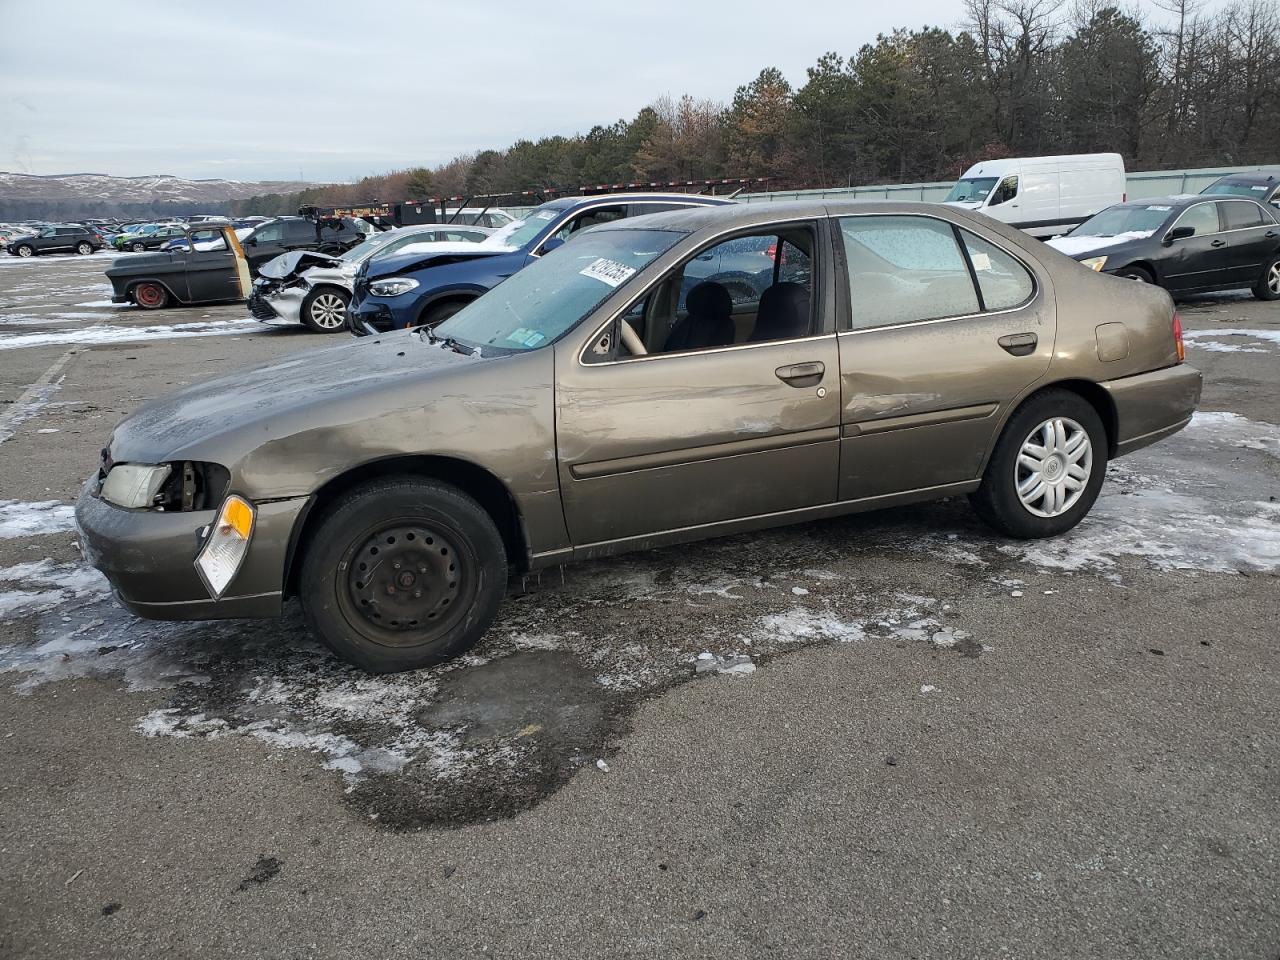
[74,474,311,620]
[248,279,306,327]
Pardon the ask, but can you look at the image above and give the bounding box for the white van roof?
[960,153,1124,178]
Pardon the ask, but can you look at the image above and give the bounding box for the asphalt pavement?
[1,252,1277,959]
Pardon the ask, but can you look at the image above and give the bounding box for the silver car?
[248,225,495,332]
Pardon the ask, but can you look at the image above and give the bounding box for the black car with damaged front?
[1046,195,1280,300]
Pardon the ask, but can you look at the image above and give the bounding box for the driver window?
[989,176,1019,206]
[1172,203,1220,237]
[552,205,626,244]
[607,226,816,359]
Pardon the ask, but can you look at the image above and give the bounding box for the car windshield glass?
[945,177,998,203]
[478,206,560,250]
[1074,204,1172,237]
[1201,180,1270,198]
[339,232,401,262]
[433,228,682,355]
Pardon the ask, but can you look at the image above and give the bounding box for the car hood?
[1045,231,1156,259]
[107,333,482,465]
[105,252,177,275]
[258,250,344,280]
[366,245,510,279]
[944,200,984,211]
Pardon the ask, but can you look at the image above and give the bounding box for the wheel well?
[417,294,476,326]
[1028,379,1119,457]
[284,454,528,598]
[1119,261,1156,281]
[126,278,178,302]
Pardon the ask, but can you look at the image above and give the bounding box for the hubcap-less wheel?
[77,242,92,255]
[339,522,470,647]
[131,242,145,252]
[16,245,32,258]
[133,282,166,309]
[309,292,347,329]
[1268,262,1280,296]
[1015,417,1093,518]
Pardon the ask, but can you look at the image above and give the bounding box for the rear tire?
[76,241,93,255]
[1116,265,1154,284]
[417,299,470,330]
[299,477,507,673]
[970,389,1107,539]
[15,244,34,258]
[301,287,350,333]
[131,282,169,310]
[1253,256,1280,301]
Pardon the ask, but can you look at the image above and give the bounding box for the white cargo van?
[943,153,1126,238]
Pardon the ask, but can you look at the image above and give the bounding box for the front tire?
[131,241,145,252]
[299,477,507,673]
[970,389,1107,539]
[1116,265,1154,284]
[131,282,169,310]
[15,244,34,258]
[301,287,350,333]
[1253,256,1280,301]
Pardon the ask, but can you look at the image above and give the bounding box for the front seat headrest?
[750,281,810,341]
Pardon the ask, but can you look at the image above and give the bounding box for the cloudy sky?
[1,0,1199,184]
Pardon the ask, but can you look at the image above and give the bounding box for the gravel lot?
[1,251,1278,959]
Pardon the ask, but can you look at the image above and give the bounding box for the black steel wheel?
[300,477,507,673]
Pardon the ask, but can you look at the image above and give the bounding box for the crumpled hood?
[258,249,343,280]
[108,333,481,464]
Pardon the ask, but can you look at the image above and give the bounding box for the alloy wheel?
[309,292,347,329]
[1014,416,1093,518]
[1269,262,1280,296]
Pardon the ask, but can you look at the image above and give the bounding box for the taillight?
[1172,312,1185,363]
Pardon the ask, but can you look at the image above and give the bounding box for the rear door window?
[839,216,980,329]
[1222,200,1267,230]
[958,231,1035,310]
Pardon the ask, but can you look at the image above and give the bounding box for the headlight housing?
[100,464,172,508]
[369,277,419,297]
[1080,256,1108,272]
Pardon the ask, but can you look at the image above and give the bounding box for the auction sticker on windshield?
[580,257,636,288]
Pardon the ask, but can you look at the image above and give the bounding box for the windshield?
[1202,180,1272,198]
[478,205,561,250]
[1073,204,1173,237]
[434,228,682,355]
[945,177,999,203]
[339,231,401,262]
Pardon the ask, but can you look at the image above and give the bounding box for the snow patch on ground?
[1184,328,1280,353]
[0,500,76,538]
[0,319,259,350]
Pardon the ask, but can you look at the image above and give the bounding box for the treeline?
[234,0,1280,214]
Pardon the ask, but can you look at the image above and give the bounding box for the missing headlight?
[154,461,230,511]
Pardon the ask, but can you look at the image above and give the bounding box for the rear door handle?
[998,332,1038,356]
[775,361,825,387]
[1210,239,1227,247]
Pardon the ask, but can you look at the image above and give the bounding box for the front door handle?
[1265,231,1277,239]
[1211,239,1227,247]
[775,361,825,387]
[998,332,1038,356]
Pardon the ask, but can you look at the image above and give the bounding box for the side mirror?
[245,236,257,246]
[1165,226,1195,244]
[540,236,565,255]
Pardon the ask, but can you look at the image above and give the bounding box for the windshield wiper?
[418,327,473,356]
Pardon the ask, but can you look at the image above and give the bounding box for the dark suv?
[6,225,105,257]
[239,216,368,273]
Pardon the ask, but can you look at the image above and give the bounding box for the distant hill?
[0,171,330,220]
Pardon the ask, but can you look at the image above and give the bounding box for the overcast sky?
[0,0,1204,184]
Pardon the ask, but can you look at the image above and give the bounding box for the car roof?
[1209,170,1279,185]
